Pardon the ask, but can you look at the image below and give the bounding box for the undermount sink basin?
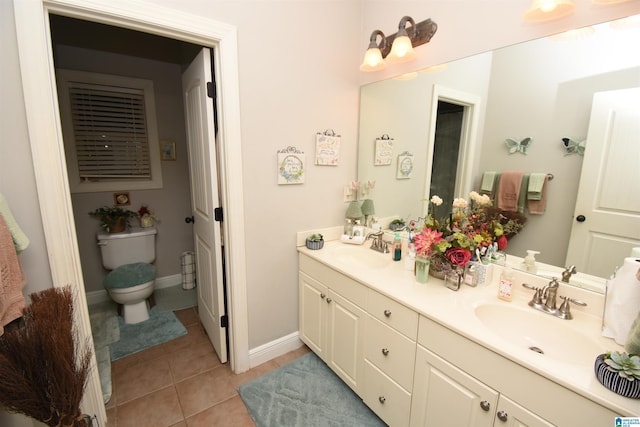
[474,303,605,366]
[330,244,391,270]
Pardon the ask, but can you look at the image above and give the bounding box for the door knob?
[185,216,195,223]
[576,214,586,222]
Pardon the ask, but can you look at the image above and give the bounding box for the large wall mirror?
[358,17,640,288]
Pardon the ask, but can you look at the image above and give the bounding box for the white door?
[182,48,227,363]
[566,88,640,278]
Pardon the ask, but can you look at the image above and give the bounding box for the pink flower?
[445,248,472,266]
[414,227,444,258]
[496,235,508,250]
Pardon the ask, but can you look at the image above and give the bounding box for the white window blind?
[57,69,163,193]
[70,84,151,179]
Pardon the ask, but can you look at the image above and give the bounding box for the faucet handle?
[522,283,543,307]
[558,296,587,320]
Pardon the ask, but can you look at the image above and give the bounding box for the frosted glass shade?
[523,0,576,22]
[359,48,387,72]
[386,35,417,64]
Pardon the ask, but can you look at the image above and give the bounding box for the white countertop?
[298,239,639,417]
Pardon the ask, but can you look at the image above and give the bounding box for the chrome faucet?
[366,231,389,254]
[522,278,587,320]
[561,265,577,283]
[541,278,559,311]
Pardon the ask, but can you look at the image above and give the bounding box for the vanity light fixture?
[359,16,438,72]
[359,30,387,72]
[523,0,576,22]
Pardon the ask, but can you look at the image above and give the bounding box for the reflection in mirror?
[357,18,640,289]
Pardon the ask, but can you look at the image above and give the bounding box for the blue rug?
[109,307,187,360]
[238,352,387,427]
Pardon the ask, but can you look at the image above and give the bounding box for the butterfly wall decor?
[562,137,586,156]
[505,137,533,155]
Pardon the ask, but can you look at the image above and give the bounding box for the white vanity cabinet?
[363,290,419,426]
[411,345,553,427]
[298,254,367,393]
[414,315,621,426]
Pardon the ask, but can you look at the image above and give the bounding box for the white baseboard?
[85,273,182,306]
[248,331,304,368]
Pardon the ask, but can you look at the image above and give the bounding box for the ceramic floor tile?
[169,340,222,382]
[175,365,237,418]
[174,308,199,326]
[116,386,183,427]
[185,395,255,427]
[109,309,309,427]
[113,355,174,404]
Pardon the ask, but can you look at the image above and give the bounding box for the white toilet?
[97,227,157,324]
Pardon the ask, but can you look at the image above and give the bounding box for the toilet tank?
[97,227,157,270]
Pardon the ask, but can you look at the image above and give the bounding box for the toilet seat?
[104,262,157,324]
[104,262,157,290]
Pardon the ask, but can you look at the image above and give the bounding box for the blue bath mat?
[238,352,387,427]
[109,307,187,360]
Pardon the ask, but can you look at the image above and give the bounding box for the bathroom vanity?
[298,239,637,426]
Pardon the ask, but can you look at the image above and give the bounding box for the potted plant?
[89,206,137,233]
[306,234,324,250]
[389,218,406,231]
[595,351,640,398]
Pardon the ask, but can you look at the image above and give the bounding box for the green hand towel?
[625,310,640,354]
[517,174,529,215]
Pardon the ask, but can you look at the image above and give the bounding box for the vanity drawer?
[363,360,412,427]
[366,316,416,391]
[367,289,418,339]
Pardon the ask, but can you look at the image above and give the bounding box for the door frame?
[13,0,249,420]
[423,84,481,213]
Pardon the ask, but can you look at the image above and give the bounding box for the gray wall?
[54,45,195,293]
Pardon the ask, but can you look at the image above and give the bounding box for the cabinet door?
[326,289,366,394]
[299,272,328,360]
[411,346,498,427]
[494,395,554,427]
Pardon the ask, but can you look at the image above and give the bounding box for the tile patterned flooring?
[105,307,310,426]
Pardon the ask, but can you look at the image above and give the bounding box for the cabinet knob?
[320,293,326,299]
[497,411,508,422]
[381,348,389,356]
[378,396,386,404]
[383,309,391,317]
[326,297,332,304]
[479,401,490,411]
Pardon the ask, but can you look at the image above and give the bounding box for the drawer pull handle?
[378,396,386,404]
[326,297,332,304]
[320,293,326,299]
[381,348,389,356]
[383,309,391,317]
[480,401,490,411]
[497,411,508,422]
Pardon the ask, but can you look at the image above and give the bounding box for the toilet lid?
[103,262,157,289]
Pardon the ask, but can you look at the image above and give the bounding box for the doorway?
[49,12,228,388]
[424,85,481,216]
[14,2,249,421]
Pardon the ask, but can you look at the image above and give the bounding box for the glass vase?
[415,256,430,284]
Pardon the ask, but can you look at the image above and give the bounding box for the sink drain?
[529,346,544,354]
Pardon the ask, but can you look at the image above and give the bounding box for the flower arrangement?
[137,205,158,227]
[419,192,526,269]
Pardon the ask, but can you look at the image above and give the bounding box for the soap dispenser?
[521,250,540,274]
[392,232,402,261]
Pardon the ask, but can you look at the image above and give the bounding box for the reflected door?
[566,87,640,277]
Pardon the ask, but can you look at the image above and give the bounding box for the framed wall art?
[278,146,305,185]
[315,129,341,165]
[396,152,414,179]
[374,134,394,165]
